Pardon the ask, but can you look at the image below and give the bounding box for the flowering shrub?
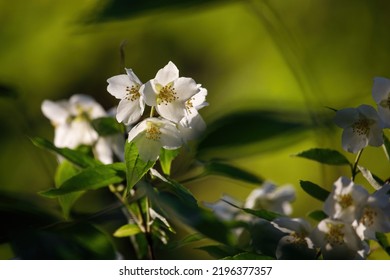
[31,62,390,260]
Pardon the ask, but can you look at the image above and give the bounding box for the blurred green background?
[1,0,390,259]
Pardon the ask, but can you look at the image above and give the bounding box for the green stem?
[351,149,364,181]
[137,198,155,260]
[150,106,155,118]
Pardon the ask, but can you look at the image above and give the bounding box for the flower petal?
[107,74,131,99]
[341,127,368,153]
[41,100,70,125]
[155,61,179,85]
[334,108,359,128]
[116,97,144,125]
[372,77,390,104]
[156,100,187,123]
[140,81,157,106]
[173,77,199,101]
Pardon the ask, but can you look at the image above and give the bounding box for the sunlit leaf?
[113,224,142,237]
[40,163,126,197]
[299,180,330,202]
[307,210,328,221]
[159,148,180,176]
[203,160,263,184]
[376,232,390,256]
[295,148,351,166]
[91,117,125,136]
[31,137,101,168]
[55,160,84,219]
[125,141,155,192]
[165,233,204,250]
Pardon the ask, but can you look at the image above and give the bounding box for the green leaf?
[376,232,390,256]
[91,117,125,136]
[307,210,328,221]
[223,252,274,260]
[31,137,101,168]
[197,244,241,259]
[0,84,17,99]
[299,180,330,202]
[165,233,204,250]
[159,148,180,175]
[197,110,313,159]
[54,160,84,219]
[241,208,282,221]
[125,141,156,192]
[295,148,350,166]
[113,224,142,237]
[152,170,197,208]
[40,163,126,197]
[204,160,263,184]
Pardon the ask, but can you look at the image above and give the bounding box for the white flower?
[127,117,182,161]
[372,77,390,128]
[324,176,369,223]
[334,104,383,153]
[141,61,199,123]
[178,86,208,141]
[107,69,145,125]
[42,94,123,164]
[310,218,365,259]
[353,184,390,240]
[41,94,105,149]
[271,217,316,259]
[244,182,295,215]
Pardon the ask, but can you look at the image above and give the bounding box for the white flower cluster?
[206,177,390,259]
[41,61,207,164]
[334,77,390,153]
[107,61,208,161]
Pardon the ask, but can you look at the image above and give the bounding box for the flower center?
[325,223,344,246]
[145,121,161,141]
[125,84,141,102]
[289,232,307,245]
[337,194,353,209]
[157,83,178,105]
[352,118,371,136]
[70,105,92,123]
[379,94,390,108]
[360,206,377,227]
[185,97,194,113]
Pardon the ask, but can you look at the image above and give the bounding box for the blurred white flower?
[42,94,124,164]
[334,104,383,153]
[372,77,390,128]
[204,194,242,221]
[107,69,145,125]
[310,218,365,259]
[353,184,390,240]
[324,176,369,223]
[141,61,199,123]
[127,117,182,161]
[271,217,316,259]
[244,182,295,215]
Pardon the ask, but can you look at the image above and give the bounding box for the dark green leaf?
[0,84,17,98]
[40,163,126,197]
[55,160,84,219]
[159,148,180,176]
[113,224,142,237]
[91,117,125,136]
[85,0,232,23]
[307,210,328,221]
[376,232,390,256]
[11,223,116,259]
[241,208,282,221]
[204,160,263,184]
[31,137,102,168]
[198,110,311,158]
[295,148,350,166]
[300,180,330,202]
[223,252,274,260]
[125,141,155,192]
[197,244,241,259]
